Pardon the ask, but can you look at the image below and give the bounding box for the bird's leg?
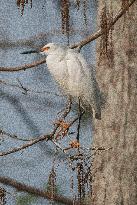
[76,97,82,142]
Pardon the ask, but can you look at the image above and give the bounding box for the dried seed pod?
[47,166,57,199]
[76,0,80,10]
[83,0,87,25]
[68,151,92,202]
[121,0,130,12]
[16,0,32,15]
[99,5,114,66]
[121,0,130,29]
[0,187,6,205]
[60,0,70,36]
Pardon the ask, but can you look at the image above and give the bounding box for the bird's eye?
[40,46,50,52]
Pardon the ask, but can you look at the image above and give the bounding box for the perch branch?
[0,129,32,142]
[0,0,135,72]
[0,59,46,72]
[0,79,63,97]
[70,0,136,48]
[0,134,51,157]
[0,115,79,157]
[0,99,80,157]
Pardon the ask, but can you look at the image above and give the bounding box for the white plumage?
[40,43,101,120]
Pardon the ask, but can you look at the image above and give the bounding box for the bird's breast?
[46,54,69,90]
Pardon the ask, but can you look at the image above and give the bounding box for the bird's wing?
[65,49,90,80]
[65,49,95,101]
[66,49,102,116]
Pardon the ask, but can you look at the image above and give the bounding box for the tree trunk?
[92,1,137,205]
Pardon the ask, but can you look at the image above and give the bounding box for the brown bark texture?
[92,1,137,205]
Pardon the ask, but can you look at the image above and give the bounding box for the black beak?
[20,49,39,54]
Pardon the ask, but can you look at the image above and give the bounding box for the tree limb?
[0,134,51,157]
[0,176,84,205]
[0,129,32,142]
[0,105,79,157]
[0,79,63,97]
[0,59,46,72]
[0,0,135,72]
[70,0,136,49]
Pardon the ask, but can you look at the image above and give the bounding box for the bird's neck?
[48,49,66,62]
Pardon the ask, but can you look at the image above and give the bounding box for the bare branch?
[0,176,85,205]
[0,0,135,72]
[0,134,51,157]
[0,79,63,97]
[0,115,79,157]
[0,99,80,157]
[0,129,32,142]
[70,0,136,49]
[0,59,46,72]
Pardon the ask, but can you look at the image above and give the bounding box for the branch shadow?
[0,90,41,136]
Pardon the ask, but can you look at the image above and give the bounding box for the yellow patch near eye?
[44,47,50,51]
[41,46,50,52]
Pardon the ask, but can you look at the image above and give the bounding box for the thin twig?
[0,0,135,72]
[16,78,29,94]
[58,96,72,117]
[70,0,136,49]
[0,102,79,157]
[0,59,46,72]
[0,134,51,157]
[0,129,32,142]
[52,140,66,153]
[76,97,82,142]
[0,79,63,97]
[92,146,112,151]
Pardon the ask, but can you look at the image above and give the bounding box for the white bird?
[40,43,102,120]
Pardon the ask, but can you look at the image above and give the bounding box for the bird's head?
[40,43,59,55]
[20,43,65,55]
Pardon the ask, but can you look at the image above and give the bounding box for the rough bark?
[92,1,137,205]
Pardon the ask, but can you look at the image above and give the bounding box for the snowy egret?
[40,43,102,120]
